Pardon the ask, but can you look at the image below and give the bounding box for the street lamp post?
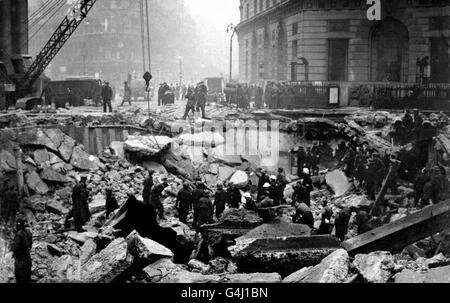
[227,23,237,83]
[178,56,183,99]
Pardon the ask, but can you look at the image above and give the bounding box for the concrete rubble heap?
[1,106,450,283]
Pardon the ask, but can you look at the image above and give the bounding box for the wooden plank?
[342,200,450,255]
[370,160,400,216]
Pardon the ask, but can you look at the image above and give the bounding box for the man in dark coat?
[197,194,214,228]
[227,184,241,209]
[101,81,113,113]
[276,168,288,204]
[257,169,270,202]
[176,183,192,224]
[356,211,375,235]
[4,183,19,225]
[195,81,208,118]
[12,218,32,284]
[105,188,119,217]
[335,208,351,241]
[292,202,314,229]
[214,183,227,219]
[191,182,205,228]
[150,178,169,220]
[142,170,155,206]
[317,200,332,235]
[182,87,196,120]
[66,175,90,232]
[297,147,307,177]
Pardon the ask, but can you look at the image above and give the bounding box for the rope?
[139,0,146,73]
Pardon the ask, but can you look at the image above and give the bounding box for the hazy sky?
[185,0,241,31]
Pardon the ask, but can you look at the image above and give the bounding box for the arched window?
[370,17,409,82]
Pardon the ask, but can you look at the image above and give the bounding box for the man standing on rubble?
[191,182,205,228]
[297,147,307,177]
[214,183,227,219]
[317,199,332,235]
[150,177,169,220]
[257,169,270,202]
[227,183,242,209]
[300,168,314,207]
[182,86,196,120]
[276,168,288,204]
[414,168,429,207]
[66,175,90,232]
[105,188,119,218]
[101,81,114,113]
[197,193,214,228]
[4,182,19,225]
[335,207,351,241]
[12,218,32,284]
[195,81,208,119]
[176,183,192,224]
[142,170,155,206]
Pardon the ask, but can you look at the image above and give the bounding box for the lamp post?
[178,56,183,89]
[227,23,237,83]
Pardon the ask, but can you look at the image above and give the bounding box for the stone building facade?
[49,0,142,89]
[236,0,450,86]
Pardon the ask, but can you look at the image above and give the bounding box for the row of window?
[241,0,450,22]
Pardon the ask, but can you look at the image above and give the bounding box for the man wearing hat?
[292,201,314,229]
[227,183,241,209]
[150,177,169,220]
[121,81,132,106]
[243,192,257,212]
[214,183,227,219]
[142,170,155,206]
[191,182,205,228]
[12,217,32,283]
[176,183,192,224]
[66,175,91,232]
[101,81,113,113]
[256,169,270,203]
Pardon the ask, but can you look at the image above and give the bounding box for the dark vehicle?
[45,77,102,108]
[126,79,154,101]
[204,77,225,104]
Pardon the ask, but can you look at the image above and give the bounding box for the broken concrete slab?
[70,146,104,171]
[229,222,311,257]
[80,238,134,283]
[124,135,172,157]
[43,128,66,149]
[109,141,125,159]
[33,149,50,165]
[26,171,49,195]
[89,193,106,213]
[80,239,97,265]
[229,170,249,188]
[0,149,17,172]
[59,135,76,163]
[188,259,211,274]
[23,195,47,213]
[283,249,350,283]
[178,132,225,147]
[18,128,59,152]
[233,235,342,278]
[353,251,396,283]
[219,209,263,228]
[40,166,69,183]
[67,231,98,245]
[143,258,281,283]
[126,231,174,263]
[325,170,351,196]
[218,166,236,183]
[141,161,168,174]
[342,200,450,255]
[46,199,69,215]
[395,266,450,283]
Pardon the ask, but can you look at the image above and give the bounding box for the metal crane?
[19,0,98,93]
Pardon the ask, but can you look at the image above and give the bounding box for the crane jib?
[20,0,98,92]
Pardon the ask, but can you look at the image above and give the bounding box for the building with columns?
[236,0,450,90]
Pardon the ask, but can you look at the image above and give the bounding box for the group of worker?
[182,81,208,120]
[390,109,438,146]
